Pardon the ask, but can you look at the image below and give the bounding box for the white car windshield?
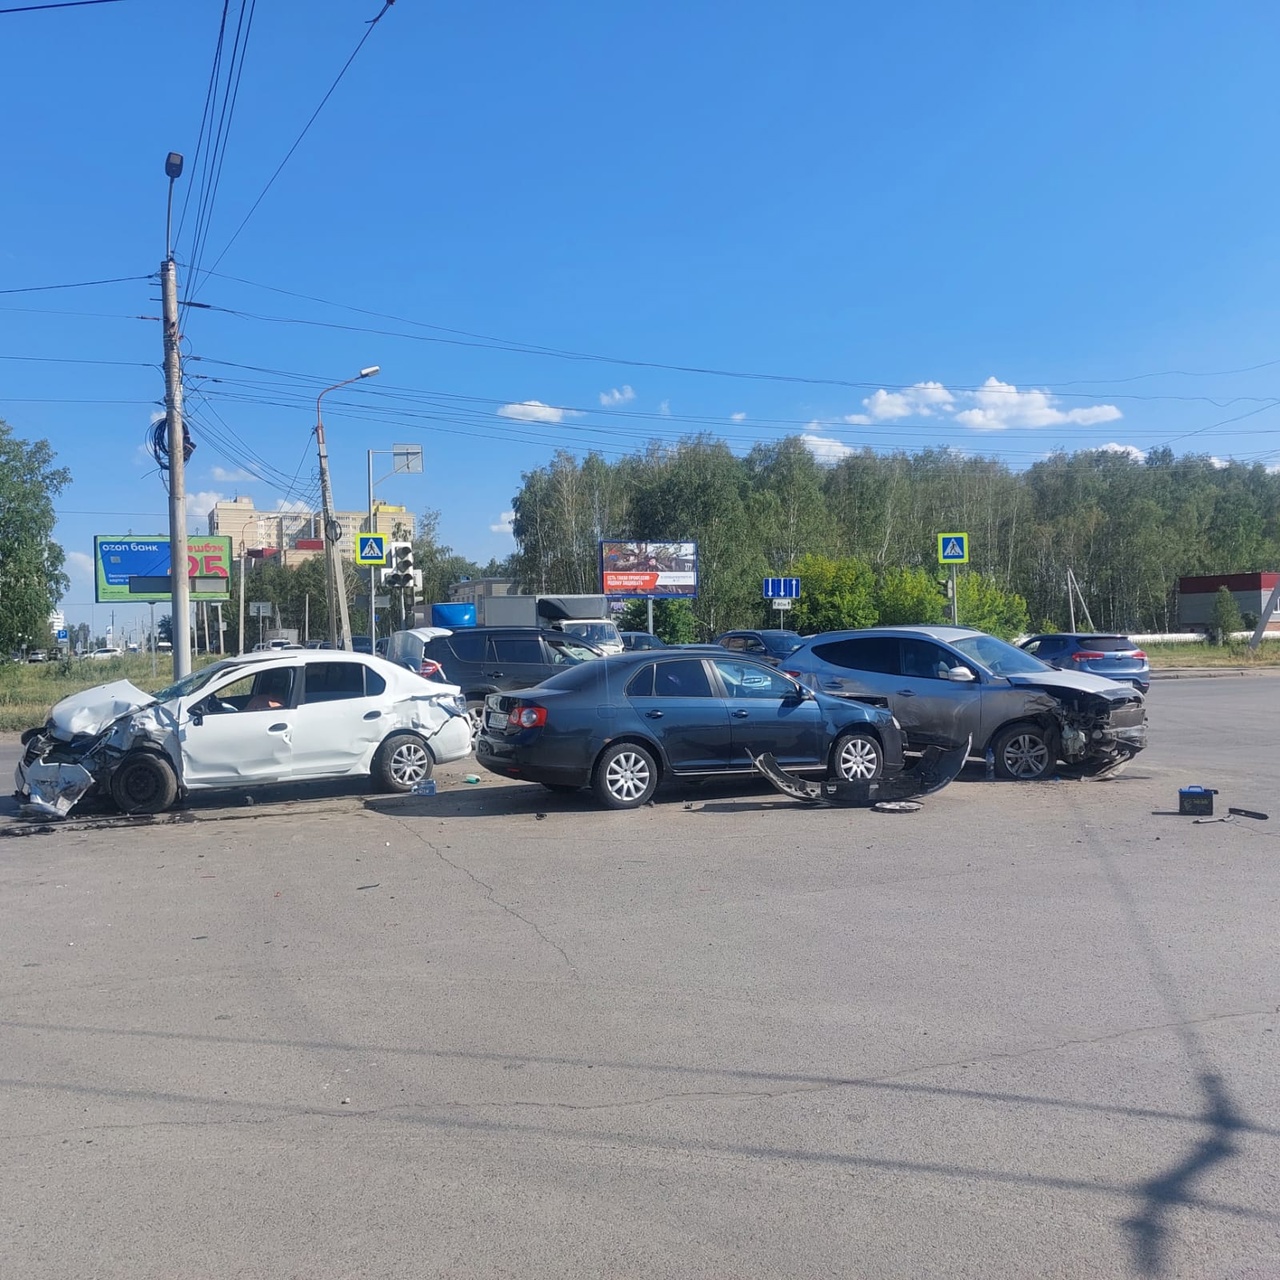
[150,661,244,704]
[950,634,1052,676]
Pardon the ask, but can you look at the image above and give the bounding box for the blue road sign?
[355,534,388,565]
[763,576,801,599]
[56,628,69,641]
[937,533,969,564]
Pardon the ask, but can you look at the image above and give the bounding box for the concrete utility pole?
[161,151,191,677]
[315,367,379,650]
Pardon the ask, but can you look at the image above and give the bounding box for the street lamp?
[315,366,380,650]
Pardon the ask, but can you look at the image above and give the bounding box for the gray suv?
[783,625,1147,780]
[385,626,601,736]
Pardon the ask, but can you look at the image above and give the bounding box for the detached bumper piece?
[754,738,970,807]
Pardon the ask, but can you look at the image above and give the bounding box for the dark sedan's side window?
[712,660,796,699]
[652,659,714,698]
[625,664,655,697]
[810,637,899,675]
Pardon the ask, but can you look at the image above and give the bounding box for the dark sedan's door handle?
[363,710,381,720]
[487,671,504,678]
[732,709,750,718]
[645,710,663,719]
[268,723,288,733]
[896,689,916,697]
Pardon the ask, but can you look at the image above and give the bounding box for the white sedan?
[16,650,471,818]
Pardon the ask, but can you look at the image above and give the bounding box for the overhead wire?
[173,0,230,251]
[198,0,398,282]
[0,274,150,295]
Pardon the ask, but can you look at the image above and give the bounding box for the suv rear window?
[444,631,486,663]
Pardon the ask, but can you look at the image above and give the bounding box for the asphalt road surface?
[2,675,1278,1279]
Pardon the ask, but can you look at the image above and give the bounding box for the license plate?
[486,710,508,730]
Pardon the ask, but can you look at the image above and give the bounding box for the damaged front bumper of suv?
[1051,688,1148,777]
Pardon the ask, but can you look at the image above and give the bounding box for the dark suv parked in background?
[385,626,602,735]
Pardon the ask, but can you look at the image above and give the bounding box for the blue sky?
[3,1,1279,634]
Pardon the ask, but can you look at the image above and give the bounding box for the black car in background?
[476,650,903,809]
[385,626,602,736]
[715,630,806,665]
[620,631,668,651]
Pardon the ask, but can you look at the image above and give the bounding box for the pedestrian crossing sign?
[356,534,388,565]
[937,532,969,564]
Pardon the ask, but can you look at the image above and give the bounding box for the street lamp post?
[315,366,379,650]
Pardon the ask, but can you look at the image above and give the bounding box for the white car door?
[178,663,298,787]
[288,659,390,777]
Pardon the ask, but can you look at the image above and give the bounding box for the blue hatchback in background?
[1018,634,1150,694]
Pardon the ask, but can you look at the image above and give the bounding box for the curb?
[1149,667,1276,681]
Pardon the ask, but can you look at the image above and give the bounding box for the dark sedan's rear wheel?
[991,721,1056,781]
[593,742,658,809]
[830,730,883,781]
[110,751,178,815]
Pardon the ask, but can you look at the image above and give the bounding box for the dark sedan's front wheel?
[593,742,658,809]
[830,730,883,781]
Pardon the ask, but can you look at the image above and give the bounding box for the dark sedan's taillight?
[508,704,547,729]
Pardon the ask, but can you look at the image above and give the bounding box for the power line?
[0,0,122,12]
[199,0,398,280]
[0,274,149,295]
[174,1,230,251]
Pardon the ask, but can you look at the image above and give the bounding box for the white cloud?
[490,509,515,535]
[847,376,1120,433]
[65,550,94,581]
[212,465,256,483]
[657,399,671,417]
[273,498,312,513]
[1099,443,1146,462]
[599,385,635,407]
[861,381,956,422]
[730,412,747,422]
[187,491,225,520]
[1208,456,1229,470]
[497,400,580,424]
[800,425,854,464]
[953,377,1121,431]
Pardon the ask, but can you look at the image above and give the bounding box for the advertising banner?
[94,535,233,603]
[600,540,698,598]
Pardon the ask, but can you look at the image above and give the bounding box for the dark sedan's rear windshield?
[535,663,604,691]
[1079,636,1139,652]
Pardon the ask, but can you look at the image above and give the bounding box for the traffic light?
[381,541,415,588]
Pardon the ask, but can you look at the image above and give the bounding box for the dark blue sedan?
[1019,633,1150,694]
[476,650,903,809]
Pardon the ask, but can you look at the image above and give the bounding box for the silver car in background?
[783,625,1147,780]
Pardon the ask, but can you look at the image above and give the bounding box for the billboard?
[600,540,698,598]
[94,535,233,603]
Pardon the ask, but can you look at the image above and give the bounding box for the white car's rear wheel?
[375,733,434,792]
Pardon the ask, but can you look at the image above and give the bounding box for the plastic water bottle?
[984,747,996,781]
[410,778,437,796]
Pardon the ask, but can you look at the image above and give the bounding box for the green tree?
[789,553,877,633]
[617,597,698,642]
[1208,585,1244,645]
[956,573,1029,638]
[875,567,947,625]
[0,419,70,654]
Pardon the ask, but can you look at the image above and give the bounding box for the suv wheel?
[991,721,1056,781]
